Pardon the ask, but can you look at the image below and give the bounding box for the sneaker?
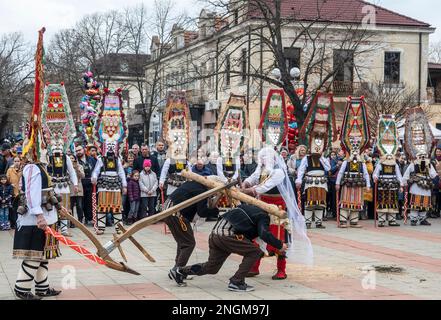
[388,221,400,227]
[378,222,385,227]
[411,221,417,226]
[306,223,312,230]
[350,223,362,228]
[420,220,431,226]
[228,282,255,292]
[169,267,187,287]
[14,290,41,300]
[316,224,326,229]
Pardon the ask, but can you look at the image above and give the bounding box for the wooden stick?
[114,234,128,263]
[108,182,235,253]
[56,206,139,275]
[181,170,287,219]
[117,223,156,263]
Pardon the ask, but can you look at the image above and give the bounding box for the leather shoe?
[15,290,41,300]
[36,288,62,297]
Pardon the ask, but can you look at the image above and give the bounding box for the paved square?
[1,219,441,300]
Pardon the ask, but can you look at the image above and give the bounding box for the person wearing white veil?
[241,147,313,279]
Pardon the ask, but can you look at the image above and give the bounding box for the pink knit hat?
[143,159,152,168]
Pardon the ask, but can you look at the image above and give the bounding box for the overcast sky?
[0,0,439,47]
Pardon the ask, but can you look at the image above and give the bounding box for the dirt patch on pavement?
[372,265,405,274]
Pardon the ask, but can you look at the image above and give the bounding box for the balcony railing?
[332,81,363,97]
[186,89,207,105]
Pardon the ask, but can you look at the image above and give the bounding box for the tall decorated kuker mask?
[340,96,370,158]
[404,107,434,161]
[163,91,191,161]
[377,114,399,165]
[299,91,337,156]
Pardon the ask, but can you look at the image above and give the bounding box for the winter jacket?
[191,165,213,177]
[139,170,158,197]
[6,166,22,197]
[133,154,160,177]
[0,184,13,207]
[127,179,141,202]
[169,181,209,222]
[222,204,283,250]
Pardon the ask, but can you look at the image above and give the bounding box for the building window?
[120,62,129,73]
[284,47,300,70]
[384,52,400,84]
[241,49,247,83]
[333,49,354,82]
[436,123,441,131]
[226,54,231,86]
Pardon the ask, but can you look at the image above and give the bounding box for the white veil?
[268,148,314,265]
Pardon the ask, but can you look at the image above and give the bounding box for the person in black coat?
[133,144,160,177]
[165,181,219,285]
[170,204,287,292]
[75,145,98,225]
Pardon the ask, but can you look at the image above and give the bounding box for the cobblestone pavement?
[1,218,441,300]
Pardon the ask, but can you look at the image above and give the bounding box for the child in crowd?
[140,159,158,217]
[127,170,141,225]
[0,175,13,230]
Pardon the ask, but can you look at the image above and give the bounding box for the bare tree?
[47,10,130,89]
[429,40,441,64]
[0,32,33,136]
[355,82,420,134]
[123,4,151,141]
[186,0,378,124]
[143,0,190,141]
[45,28,88,119]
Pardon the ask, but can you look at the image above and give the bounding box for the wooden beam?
[181,170,287,219]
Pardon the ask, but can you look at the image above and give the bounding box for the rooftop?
[247,0,432,28]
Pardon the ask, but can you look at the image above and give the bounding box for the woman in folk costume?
[295,92,336,229]
[402,107,437,226]
[12,27,62,300]
[372,115,403,227]
[159,91,191,197]
[335,97,371,228]
[42,84,78,237]
[91,88,128,235]
[241,148,312,279]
